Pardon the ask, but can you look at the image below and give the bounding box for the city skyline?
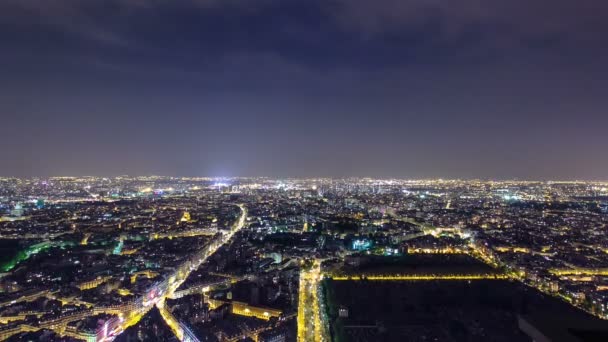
[2,175,608,183]
[1,0,608,179]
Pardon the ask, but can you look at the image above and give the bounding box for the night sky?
[1,0,607,179]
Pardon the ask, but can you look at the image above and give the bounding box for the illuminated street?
[298,259,329,342]
[329,274,511,281]
[105,204,248,342]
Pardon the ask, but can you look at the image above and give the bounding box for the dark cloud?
[5,1,608,40]
[2,0,607,72]
[330,0,608,37]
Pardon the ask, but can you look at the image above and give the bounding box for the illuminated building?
[10,203,24,217]
[77,276,113,290]
[231,301,282,320]
[351,239,372,251]
[181,211,192,223]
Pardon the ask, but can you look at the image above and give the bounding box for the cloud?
[0,0,272,46]
[2,0,607,71]
[4,0,608,41]
[328,0,608,43]
[0,0,130,46]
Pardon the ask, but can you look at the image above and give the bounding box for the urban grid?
[1,177,608,341]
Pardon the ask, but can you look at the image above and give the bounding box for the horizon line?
[1,175,607,183]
